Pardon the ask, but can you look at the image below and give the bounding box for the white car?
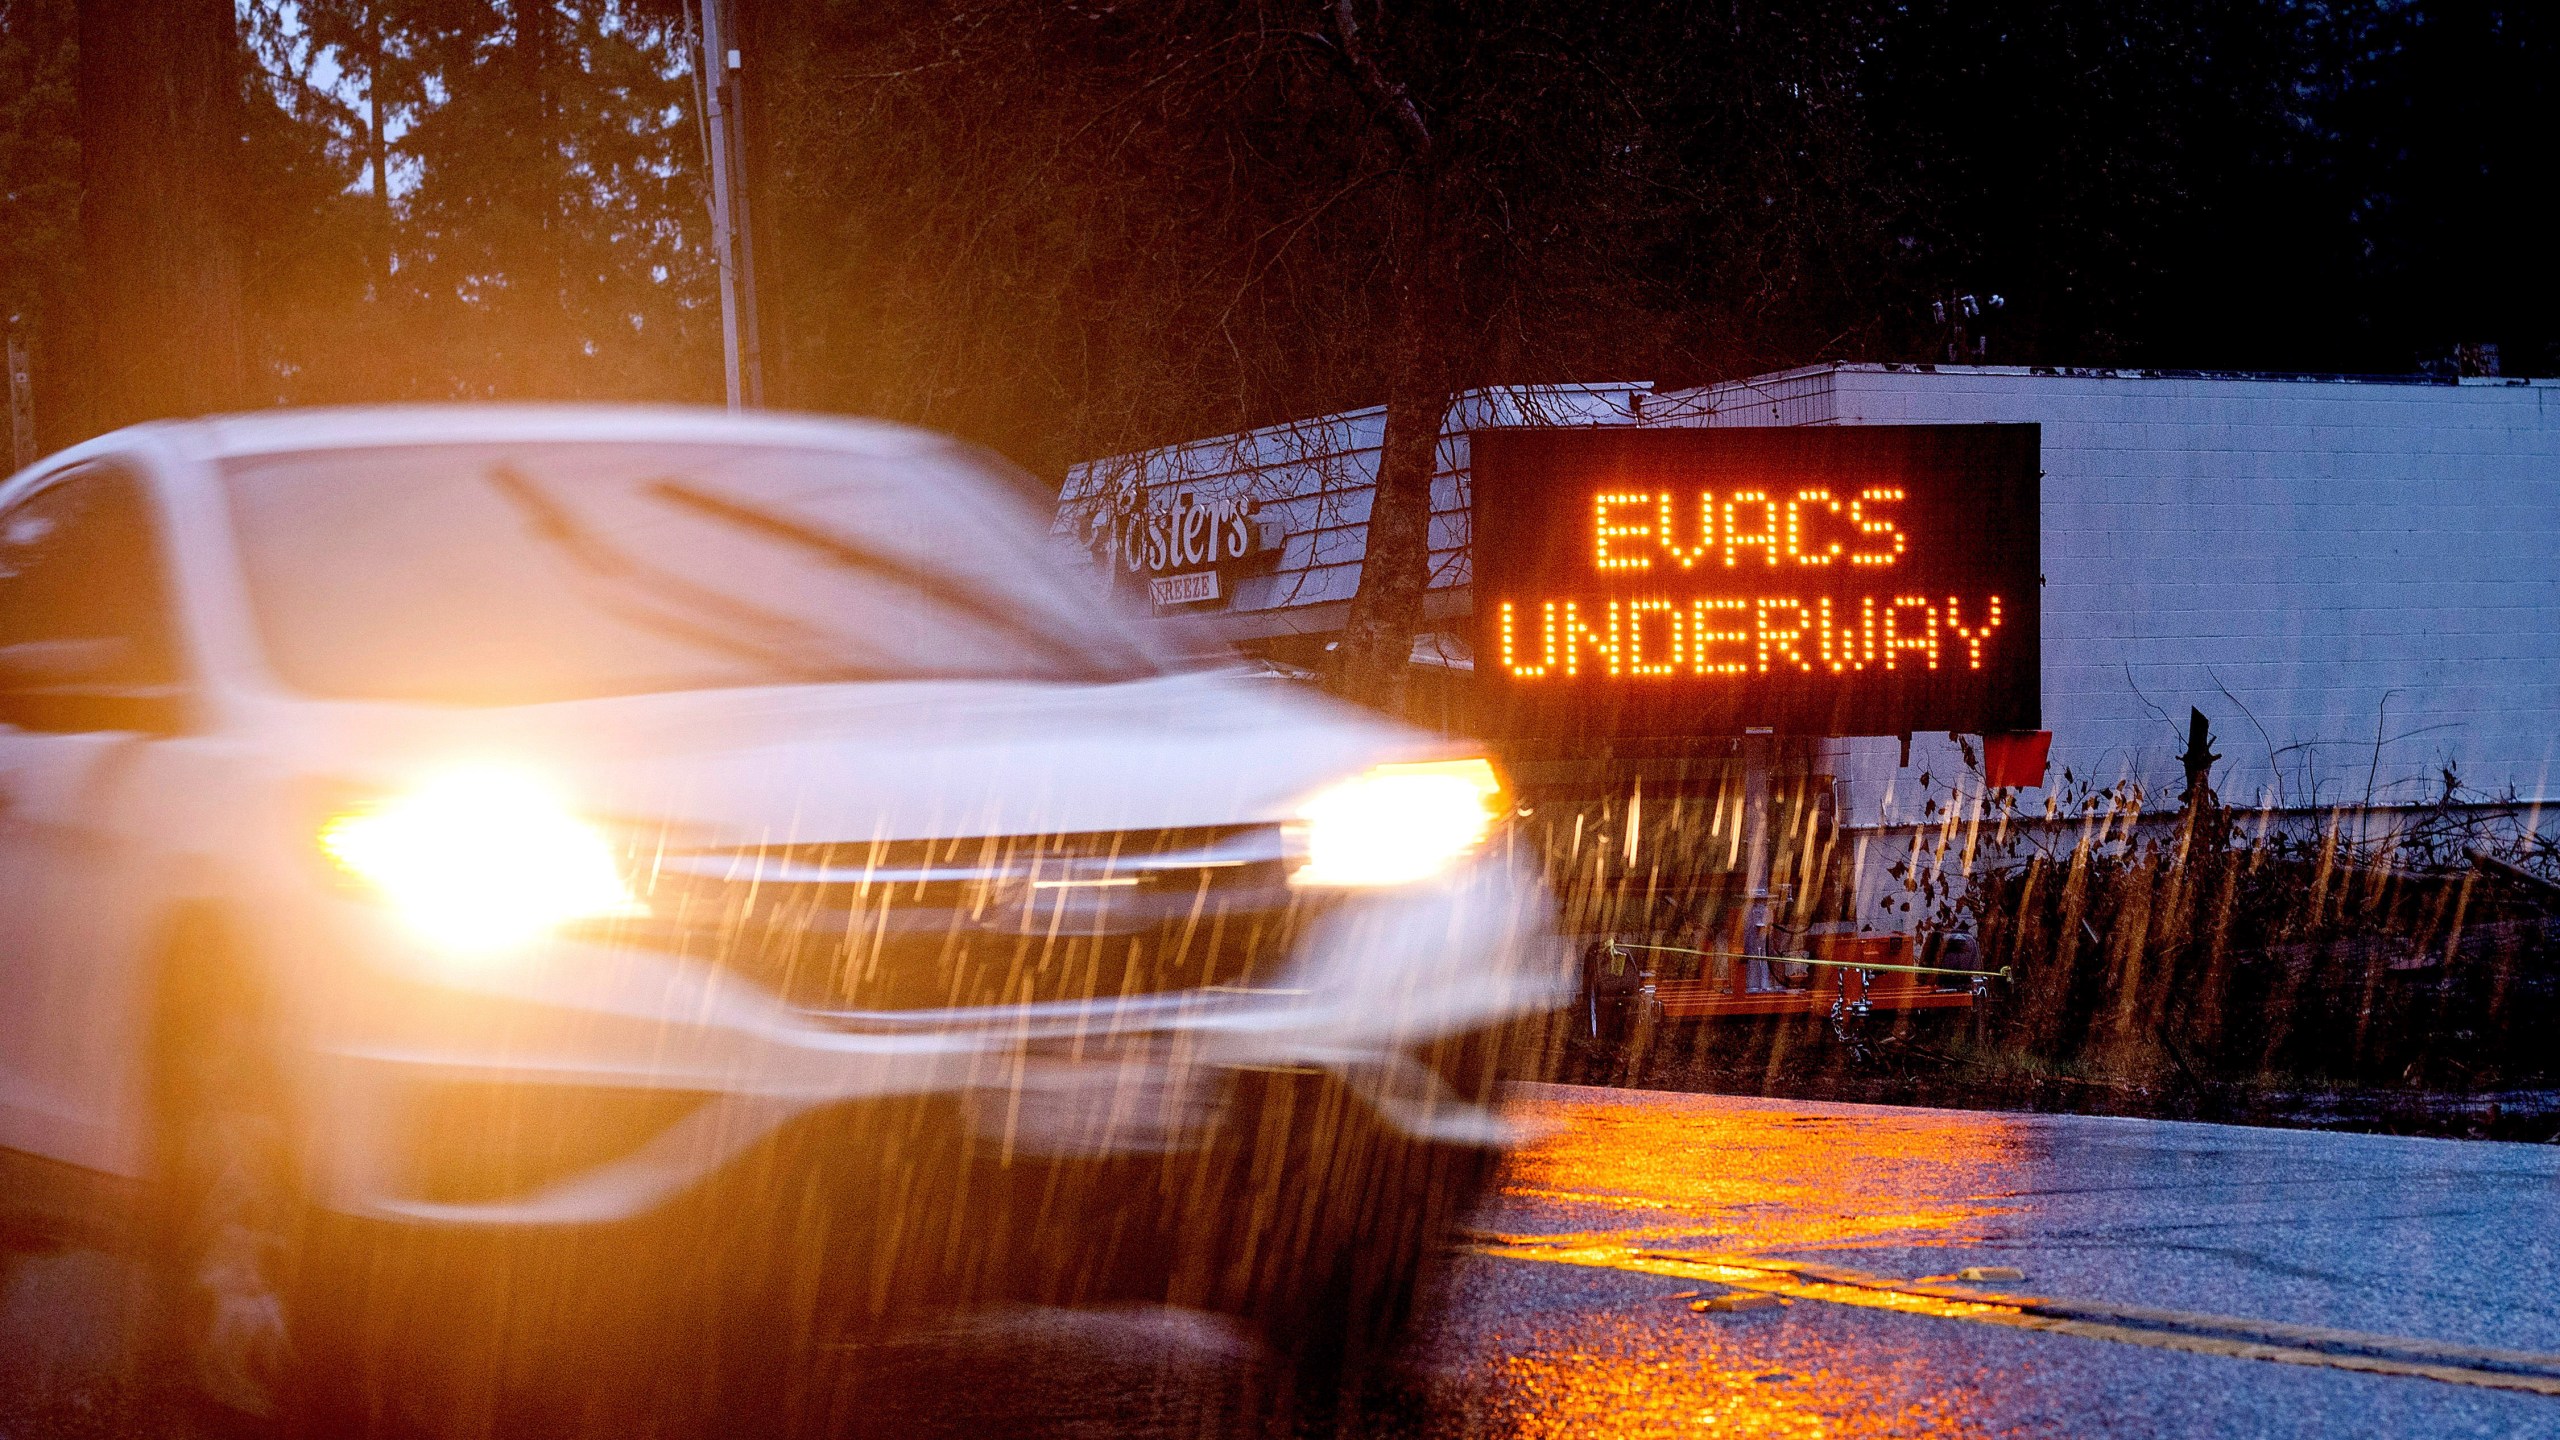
[0,407,1567,1431]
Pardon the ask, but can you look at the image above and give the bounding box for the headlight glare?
[1290,757,1506,888]
[319,766,642,954]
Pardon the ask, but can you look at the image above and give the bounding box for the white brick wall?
[1654,367,2560,824]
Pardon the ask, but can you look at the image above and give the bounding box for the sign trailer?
[1469,424,2042,1042]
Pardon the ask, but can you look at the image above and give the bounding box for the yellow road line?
[1469,1238,2560,1398]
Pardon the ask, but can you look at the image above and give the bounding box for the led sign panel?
[1469,425,2039,738]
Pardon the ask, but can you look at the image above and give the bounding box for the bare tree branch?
[1328,0,1431,154]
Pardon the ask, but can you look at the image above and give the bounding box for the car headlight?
[318,766,644,954]
[1289,757,1507,888]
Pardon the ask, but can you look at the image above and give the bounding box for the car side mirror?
[0,638,188,735]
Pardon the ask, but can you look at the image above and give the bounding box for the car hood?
[275,669,1444,845]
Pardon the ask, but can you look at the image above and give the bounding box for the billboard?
[1469,425,2040,738]
[1074,493,1283,611]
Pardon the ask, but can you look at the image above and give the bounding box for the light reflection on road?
[1490,1083,2035,1258]
[1476,1333,2002,1440]
[1414,1084,2049,1439]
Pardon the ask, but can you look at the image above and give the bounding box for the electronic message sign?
[1469,425,2039,738]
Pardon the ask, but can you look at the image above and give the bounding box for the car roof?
[184,403,948,462]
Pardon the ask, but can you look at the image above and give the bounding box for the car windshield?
[220,441,1172,705]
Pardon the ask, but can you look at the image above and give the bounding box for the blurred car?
[0,407,1568,1432]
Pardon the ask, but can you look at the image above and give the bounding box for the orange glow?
[1454,1089,2548,1431]
[1586,486,1910,570]
[1474,428,2037,732]
[1625,597,1679,675]
[1722,490,1782,567]
[1594,491,1656,570]
[1499,599,1557,677]
[1496,593,2003,679]
[1848,487,1907,565]
[1786,487,1843,565]
[1753,598,1816,674]
[1659,490,1712,568]
[1882,595,1939,670]
[1945,594,2003,669]
[1455,1088,2036,1438]
[1492,1087,2028,1254]
[1817,596,1853,672]
[1486,1336,2002,1440]
[1562,599,1618,675]
[1692,597,1750,675]
[1497,482,2010,683]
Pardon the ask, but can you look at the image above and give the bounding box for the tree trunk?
[1333,365,1448,713]
[77,0,247,431]
[512,0,568,393]
[518,1,557,248]
[1332,167,1448,714]
[366,5,391,293]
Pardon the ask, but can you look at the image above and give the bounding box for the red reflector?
[1983,731,2052,788]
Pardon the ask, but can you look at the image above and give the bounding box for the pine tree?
[78,0,250,428]
[391,0,710,400]
[0,0,78,455]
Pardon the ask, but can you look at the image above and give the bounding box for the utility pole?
[696,0,763,410]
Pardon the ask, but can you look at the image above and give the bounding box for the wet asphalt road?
[8,1082,2560,1438]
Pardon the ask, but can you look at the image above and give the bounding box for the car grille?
[575,825,1314,1016]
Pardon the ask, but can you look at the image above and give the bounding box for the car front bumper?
[289,853,1568,1229]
